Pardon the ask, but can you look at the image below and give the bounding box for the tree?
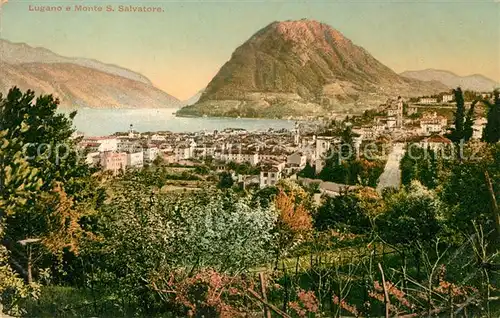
[217,171,234,189]
[400,144,442,189]
[482,90,500,143]
[273,189,312,267]
[463,100,477,142]
[89,185,277,314]
[0,87,103,285]
[298,162,316,178]
[441,143,499,236]
[315,190,372,234]
[376,181,444,249]
[447,88,477,145]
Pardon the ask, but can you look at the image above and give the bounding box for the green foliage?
[447,87,476,144]
[101,184,277,271]
[441,143,499,235]
[0,87,102,311]
[0,246,40,316]
[314,190,372,234]
[376,181,444,248]
[400,144,444,189]
[319,157,385,187]
[252,186,279,208]
[298,161,316,178]
[121,165,202,188]
[217,171,234,189]
[482,90,500,143]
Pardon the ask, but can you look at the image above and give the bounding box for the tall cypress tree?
[482,90,500,144]
[454,88,466,141]
[463,100,477,142]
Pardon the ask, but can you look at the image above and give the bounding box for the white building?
[175,146,191,161]
[127,152,144,168]
[85,152,101,166]
[118,139,143,153]
[419,97,438,105]
[143,147,159,163]
[259,166,282,188]
[442,94,454,103]
[150,134,166,142]
[82,137,119,152]
[315,136,337,159]
[420,113,448,135]
[472,117,487,140]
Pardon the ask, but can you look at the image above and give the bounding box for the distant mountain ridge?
[0,39,182,109]
[179,19,447,118]
[0,62,182,109]
[0,39,152,85]
[400,69,499,92]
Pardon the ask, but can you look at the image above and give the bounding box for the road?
[377,143,406,193]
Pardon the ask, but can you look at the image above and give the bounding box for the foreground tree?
[87,184,277,314]
[376,181,444,276]
[0,87,103,287]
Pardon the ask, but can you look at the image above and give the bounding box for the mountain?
[0,62,182,109]
[0,39,152,85]
[182,89,205,106]
[0,40,182,108]
[400,69,499,92]
[178,19,447,118]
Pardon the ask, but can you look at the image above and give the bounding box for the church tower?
[396,97,404,128]
[293,122,300,145]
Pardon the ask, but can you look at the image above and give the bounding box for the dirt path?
[377,143,405,193]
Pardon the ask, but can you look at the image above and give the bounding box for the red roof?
[424,135,452,144]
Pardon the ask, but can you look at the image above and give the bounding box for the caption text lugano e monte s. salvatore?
[28,4,165,13]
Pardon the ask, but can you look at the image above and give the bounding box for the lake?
[64,108,296,136]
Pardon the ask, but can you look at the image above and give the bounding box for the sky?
[1,0,499,100]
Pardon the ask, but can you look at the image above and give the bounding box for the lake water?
[64,108,296,136]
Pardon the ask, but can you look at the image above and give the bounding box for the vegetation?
[446,87,477,145]
[482,90,500,143]
[318,126,386,187]
[1,87,499,317]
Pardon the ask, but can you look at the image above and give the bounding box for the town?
[77,89,492,194]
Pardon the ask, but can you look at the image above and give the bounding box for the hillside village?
[77,90,492,194]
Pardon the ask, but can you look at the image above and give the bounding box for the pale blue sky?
[1,0,499,99]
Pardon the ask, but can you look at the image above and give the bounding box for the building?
[150,134,166,142]
[81,137,119,152]
[175,144,193,161]
[420,135,453,152]
[128,124,141,139]
[85,152,101,166]
[472,117,487,140]
[117,139,143,153]
[259,166,282,188]
[287,152,307,168]
[315,136,337,159]
[420,112,448,135]
[127,152,144,168]
[419,97,438,105]
[100,152,127,174]
[143,147,159,163]
[442,94,454,103]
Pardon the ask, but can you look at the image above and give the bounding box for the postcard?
[0,1,499,317]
